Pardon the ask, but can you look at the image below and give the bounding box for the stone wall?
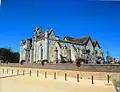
[1,63,120,72]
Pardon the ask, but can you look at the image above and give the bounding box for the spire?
[34,25,42,36]
[50,28,54,31]
[35,25,39,30]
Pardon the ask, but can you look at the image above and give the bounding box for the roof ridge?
[76,36,90,39]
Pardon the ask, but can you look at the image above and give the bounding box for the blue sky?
[0,0,120,59]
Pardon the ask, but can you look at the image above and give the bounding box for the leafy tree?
[0,48,19,63]
[76,58,85,67]
[10,52,20,63]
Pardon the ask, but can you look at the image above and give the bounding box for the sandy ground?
[0,68,116,92]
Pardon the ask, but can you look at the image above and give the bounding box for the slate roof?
[48,28,54,37]
[76,36,90,44]
[28,38,32,43]
[48,30,53,36]
[92,40,101,48]
[57,42,62,48]
[92,41,97,47]
[72,45,77,51]
[64,36,90,45]
[22,40,26,45]
[56,36,59,38]
[37,33,45,39]
[21,38,33,47]
[54,39,84,45]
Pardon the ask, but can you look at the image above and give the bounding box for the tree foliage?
[76,58,85,67]
[0,48,19,63]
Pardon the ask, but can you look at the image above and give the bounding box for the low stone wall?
[1,63,120,72]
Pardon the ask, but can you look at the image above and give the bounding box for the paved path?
[0,73,27,78]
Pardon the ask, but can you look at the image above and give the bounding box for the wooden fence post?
[92,75,94,84]
[54,72,56,80]
[37,70,39,77]
[3,68,4,73]
[12,69,13,74]
[29,70,31,76]
[7,69,8,74]
[65,73,67,81]
[107,75,110,83]
[23,70,25,76]
[77,74,79,82]
[45,72,47,78]
[17,69,19,76]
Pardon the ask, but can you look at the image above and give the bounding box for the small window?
[52,54,53,57]
[95,50,97,54]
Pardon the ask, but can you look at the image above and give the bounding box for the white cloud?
[0,0,1,6]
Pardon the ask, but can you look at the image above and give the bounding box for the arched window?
[55,47,57,50]
[55,47,58,56]
[87,49,90,55]
[41,47,43,60]
[95,50,98,54]
[68,49,71,60]
[62,46,67,56]
[50,47,53,57]
[64,46,67,49]
[92,51,95,55]
[54,47,58,63]
[22,49,26,60]
[77,47,80,54]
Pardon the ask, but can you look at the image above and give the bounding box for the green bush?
[20,60,25,65]
[0,48,19,63]
[76,58,83,67]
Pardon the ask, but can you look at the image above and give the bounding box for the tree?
[118,59,120,64]
[10,52,20,63]
[106,56,112,64]
[0,48,11,61]
[0,48,19,63]
[76,58,85,67]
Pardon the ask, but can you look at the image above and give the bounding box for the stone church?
[20,26,102,64]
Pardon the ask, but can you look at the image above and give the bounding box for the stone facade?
[20,26,102,64]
